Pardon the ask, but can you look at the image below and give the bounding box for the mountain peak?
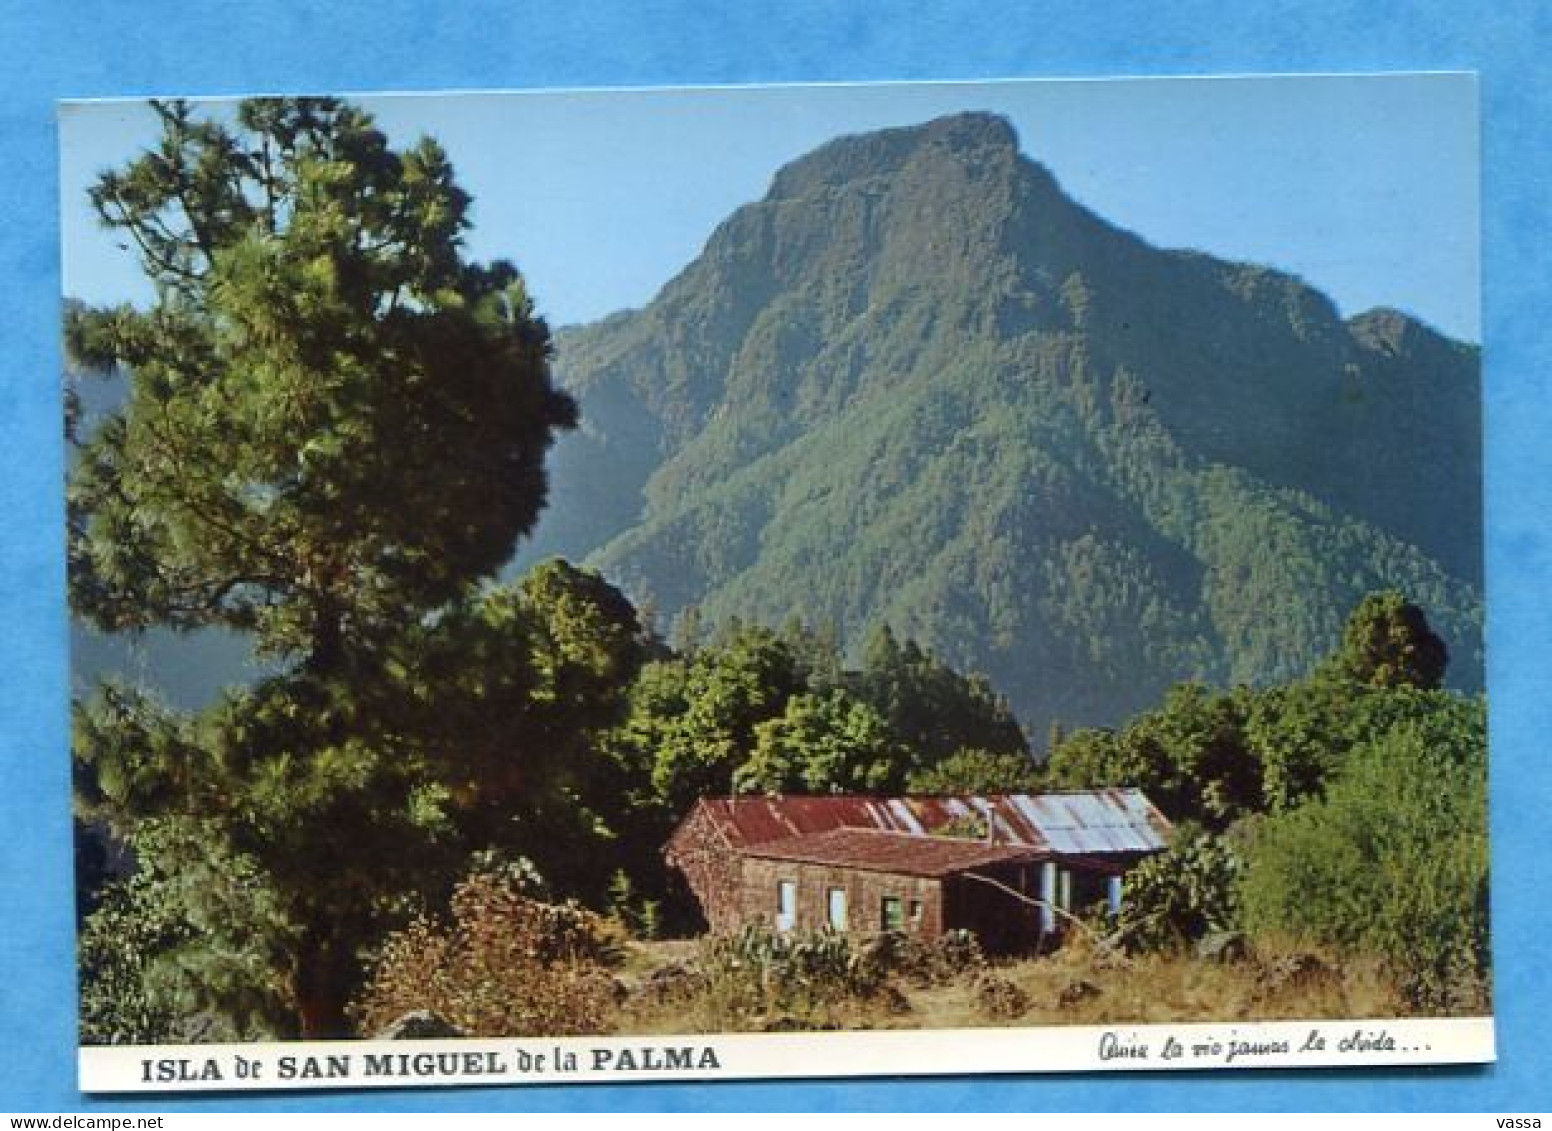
[768,111,1020,200]
[535,114,1483,730]
[916,110,1019,150]
[1347,306,1466,357]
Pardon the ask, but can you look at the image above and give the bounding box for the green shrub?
[78,819,297,1044]
[853,928,984,988]
[1113,823,1243,953]
[1240,697,1487,1012]
[688,925,982,1029]
[697,925,870,1021]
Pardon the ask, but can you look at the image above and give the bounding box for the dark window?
[881,895,904,931]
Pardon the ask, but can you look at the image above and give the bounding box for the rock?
[602,975,631,1005]
[1261,953,1330,994]
[1056,978,1101,1008]
[173,1012,231,1043]
[634,960,707,1005]
[974,975,1030,1020]
[375,1010,463,1040]
[1196,930,1248,963]
[760,1015,840,1032]
[871,983,913,1015]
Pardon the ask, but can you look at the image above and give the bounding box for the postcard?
[60,74,1488,1093]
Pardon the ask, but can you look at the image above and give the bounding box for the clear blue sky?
[59,73,1480,340]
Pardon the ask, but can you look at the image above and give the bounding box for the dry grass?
[896,939,1405,1031]
[618,932,1412,1035]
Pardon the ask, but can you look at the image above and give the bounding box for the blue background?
[2,0,1548,1112]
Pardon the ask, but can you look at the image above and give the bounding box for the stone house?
[664,790,1170,952]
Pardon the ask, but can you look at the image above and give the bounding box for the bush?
[1240,698,1487,1012]
[350,871,625,1038]
[1113,823,1243,953]
[853,928,984,988]
[696,925,871,1023]
[78,819,297,1044]
[686,926,983,1029]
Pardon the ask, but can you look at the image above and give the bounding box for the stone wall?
[663,807,744,932]
[734,856,945,938]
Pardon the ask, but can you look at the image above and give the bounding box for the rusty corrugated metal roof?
[695,789,1169,856]
[741,827,1045,878]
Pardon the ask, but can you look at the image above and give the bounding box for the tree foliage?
[735,690,909,795]
[625,623,804,814]
[78,818,297,1044]
[1324,589,1448,691]
[69,97,584,1038]
[1055,595,1489,1014]
[1045,683,1260,830]
[1048,592,1464,828]
[595,619,1034,927]
[855,625,1029,763]
[906,747,1044,795]
[606,619,1028,815]
[1240,696,1487,1011]
[68,98,575,659]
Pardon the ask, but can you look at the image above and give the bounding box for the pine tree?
[69,98,580,1037]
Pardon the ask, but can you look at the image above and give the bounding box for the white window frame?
[776,879,797,932]
[826,886,848,930]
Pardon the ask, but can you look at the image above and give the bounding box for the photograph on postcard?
[60,75,1489,1091]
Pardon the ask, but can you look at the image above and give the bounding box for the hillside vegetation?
[533,112,1481,733]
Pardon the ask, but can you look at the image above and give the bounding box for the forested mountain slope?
[530,112,1481,730]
